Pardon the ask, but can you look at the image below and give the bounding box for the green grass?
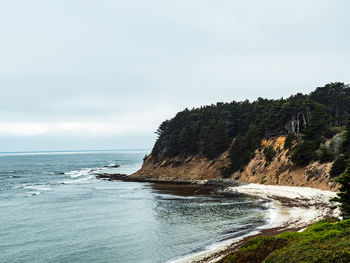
[218,219,350,263]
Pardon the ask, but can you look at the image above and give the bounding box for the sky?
[1,0,350,152]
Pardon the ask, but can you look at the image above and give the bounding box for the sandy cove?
[172,183,340,263]
[229,184,340,229]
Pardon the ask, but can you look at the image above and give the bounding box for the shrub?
[263,146,276,162]
[291,140,319,166]
[330,156,348,178]
[324,127,339,139]
[318,145,335,163]
[219,219,350,263]
[220,236,290,263]
[284,133,297,150]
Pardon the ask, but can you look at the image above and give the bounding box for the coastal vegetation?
[151,82,350,178]
[333,163,350,219]
[218,218,350,263]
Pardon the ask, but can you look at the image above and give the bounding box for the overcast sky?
[1,0,350,151]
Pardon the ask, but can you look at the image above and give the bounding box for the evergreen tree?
[333,163,350,219]
[310,82,350,126]
[284,133,297,150]
[291,140,317,166]
[229,124,262,173]
[213,119,231,156]
[178,127,189,152]
[150,83,350,169]
[330,156,347,178]
[342,119,350,157]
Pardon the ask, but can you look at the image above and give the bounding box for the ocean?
[0,150,271,263]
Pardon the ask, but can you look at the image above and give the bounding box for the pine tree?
[213,119,231,156]
[178,127,189,152]
[342,119,350,157]
[334,163,350,219]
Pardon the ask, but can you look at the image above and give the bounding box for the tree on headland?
[228,124,261,173]
[213,119,231,156]
[284,132,297,150]
[341,119,350,157]
[150,83,350,176]
[333,163,350,219]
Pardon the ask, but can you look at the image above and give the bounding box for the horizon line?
[0,149,151,155]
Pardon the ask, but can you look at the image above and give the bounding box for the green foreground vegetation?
[219,219,350,263]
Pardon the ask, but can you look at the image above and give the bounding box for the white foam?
[61,175,95,184]
[25,191,40,197]
[23,185,52,191]
[65,167,103,178]
[168,229,261,263]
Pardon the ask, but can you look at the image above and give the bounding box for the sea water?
[0,150,270,263]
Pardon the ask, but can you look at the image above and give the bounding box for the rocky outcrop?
[132,136,339,191]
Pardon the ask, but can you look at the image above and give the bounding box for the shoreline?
[96,173,241,187]
[97,174,340,263]
[183,184,340,263]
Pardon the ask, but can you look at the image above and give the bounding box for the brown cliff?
[131,136,339,191]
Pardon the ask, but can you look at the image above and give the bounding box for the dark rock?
[104,164,120,168]
[96,173,127,180]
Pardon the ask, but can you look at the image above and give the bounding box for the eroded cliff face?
[132,136,339,191]
[131,152,231,182]
[232,136,339,191]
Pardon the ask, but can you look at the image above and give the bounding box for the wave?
[64,167,103,178]
[167,224,266,263]
[25,191,41,197]
[49,166,107,185]
[23,184,52,191]
[60,175,95,184]
[167,200,273,263]
[260,201,277,228]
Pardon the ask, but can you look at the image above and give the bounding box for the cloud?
[0,0,350,150]
[0,121,151,137]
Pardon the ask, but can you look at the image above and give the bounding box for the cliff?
[231,136,338,191]
[131,136,339,191]
[131,152,231,182]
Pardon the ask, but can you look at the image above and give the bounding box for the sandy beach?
[172,183,341,263]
